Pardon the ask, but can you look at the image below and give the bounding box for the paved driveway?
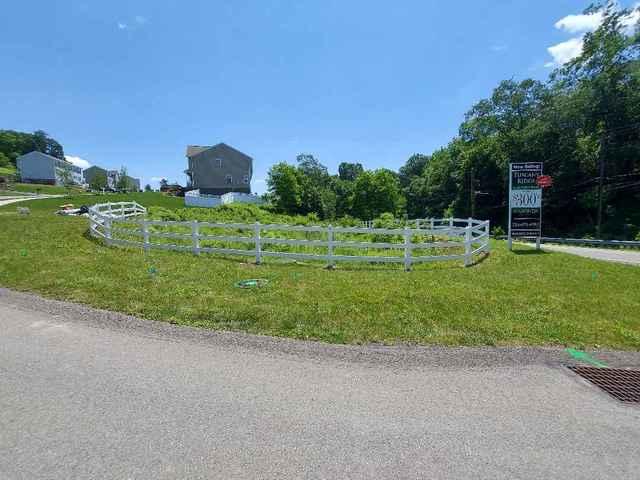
[542,243,640,265]
[1,289,640,479]
[0,194,64,207]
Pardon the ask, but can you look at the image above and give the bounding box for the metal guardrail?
[520,237,640,249]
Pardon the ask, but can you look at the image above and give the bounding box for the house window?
[216,158,223,168]
[225,174,233,185]
[243,175,250,184]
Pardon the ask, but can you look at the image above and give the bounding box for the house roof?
[19,150,71,164]
[186,145,212,157]
[186,143,253,160]
[84,165,107,173]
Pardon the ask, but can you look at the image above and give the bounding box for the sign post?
[508,162,543,251]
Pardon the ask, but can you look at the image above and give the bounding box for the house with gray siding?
[83,166,108,187]
[84,166,140,191]
[124,175,141,191]
[184,143,252,195]
[17,151,83,185]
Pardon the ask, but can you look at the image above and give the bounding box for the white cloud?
[554,12,604,34]
[490,44,508,52]
[546,37,584,67]
[135,15,148,24]
[150,176,167,182]
[546,5,640,67]
[621,8,640,33]
[65,155,91,169]
[117,22,127,30]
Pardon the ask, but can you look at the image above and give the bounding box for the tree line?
[267,4,640,239]
[0,130,65,170]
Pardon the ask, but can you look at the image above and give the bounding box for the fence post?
[404,226,412,272]
[415,219,420,230]
[105,218,112,246]
[464,219,472,267]
[254,222,261,264]
[143,219,150,252]
[430,218,434,231]
[485,220,491,253]
[191,220,200,255]
[327,224,334,268]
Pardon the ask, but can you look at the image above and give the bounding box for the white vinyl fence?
[88,202,490,270]
[184,190,263,208]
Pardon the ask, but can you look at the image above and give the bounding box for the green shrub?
[491,226,505,237]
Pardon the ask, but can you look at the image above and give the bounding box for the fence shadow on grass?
[469,251,491,266]
[511,249,548,256]
[83,228,105,245]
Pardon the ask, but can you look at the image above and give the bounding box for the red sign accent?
[536,175,553,188]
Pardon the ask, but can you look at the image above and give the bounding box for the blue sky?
[1,1,636,192]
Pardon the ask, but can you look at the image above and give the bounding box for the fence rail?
[88,202,490,270]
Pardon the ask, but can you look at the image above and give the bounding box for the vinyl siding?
[188,144,253,195]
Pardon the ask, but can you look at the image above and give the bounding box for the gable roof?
[18,150,69,164]
[186,143,253,161]
[186,145,212,157]
[84,165,107,173]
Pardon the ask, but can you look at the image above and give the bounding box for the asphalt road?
[541,243,640,265]
[2,289,640,479]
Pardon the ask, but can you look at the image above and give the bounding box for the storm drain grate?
[568,366,640,403]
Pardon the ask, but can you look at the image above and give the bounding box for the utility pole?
[469,167,475,218]
[596,132,606,239]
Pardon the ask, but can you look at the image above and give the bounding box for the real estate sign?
[508,162,543,249]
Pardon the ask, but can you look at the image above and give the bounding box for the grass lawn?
[1,192,639,349]
[8,183,87,195]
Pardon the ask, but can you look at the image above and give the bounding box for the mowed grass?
[8,183,87,195]
[1,192,639,349]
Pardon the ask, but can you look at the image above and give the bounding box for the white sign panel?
[508,162,543,249]
[510,189,542,208]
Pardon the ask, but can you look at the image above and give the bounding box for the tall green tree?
[296,154,329,184]
[0,130,65,166]
[31,130,65,159]
[267,163,302,213]
[408,3,638,238]
[398,154,429,188]
[58,162,73,186]
[0,152,11,169]
[338,162,364,181]
[351,169,403,219]
[116,166,131,191]
[552,2,640,236]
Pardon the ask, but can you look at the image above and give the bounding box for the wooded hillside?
[267,5,640,239]
[0,130,65,171]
